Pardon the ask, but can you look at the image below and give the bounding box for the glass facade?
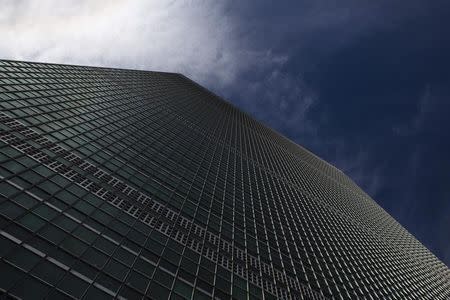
[0,59,449,299]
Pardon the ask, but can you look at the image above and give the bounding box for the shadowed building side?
[0,59,449,299]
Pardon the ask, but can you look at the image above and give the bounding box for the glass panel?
[104,258,128,281]
[5,246,41,271]
[0,261,24,291]
[81,247,108,269]
[9,275,50,299]
[57,273,89,298]
[83,286,112,300]
[126,270,149,293]
[39,224,67,244]
[0,201,24,219]
[147,281,170,299]
[31,259,65,285]
[60,236,88,257]
[93,236,117,255]
[173,279,193,298]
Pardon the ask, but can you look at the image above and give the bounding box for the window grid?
[1,59,449,300]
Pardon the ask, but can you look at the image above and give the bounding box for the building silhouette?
[0,59,449,299]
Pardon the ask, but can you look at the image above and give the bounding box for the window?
[104,258,128,281]
[133,256,155,278]
[31,259,65,286]
[153,268,174,288]
[18,213,46,232]
[5,246,41,272]
[113,246,135,266]
[9,275,50,299]
[54,215,77,232]
[126,270,148,293]
[81,247,108,269]
[95,273,121,294]
[0,200,24,219]
[33,204,58,220]
[93,236,116,255]
[13,193,38,209]
[57,273,89,299]
[60,236,87,257]
[147,281,170,299]
[73,225,97,244]
[39,224,66,244]
[173,279,193,299]
[0,261,23,291]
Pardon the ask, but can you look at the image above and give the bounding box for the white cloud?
[0,0,285,89]
[392,85,432,136]
[392,84,449,137]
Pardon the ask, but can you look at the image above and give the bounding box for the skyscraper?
[0,58,449,300]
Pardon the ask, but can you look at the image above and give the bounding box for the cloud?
[0,0,286,90]
[393,83,450,140]
[228,69,317,139]
[317,138,386,198]
[393,85,433,136]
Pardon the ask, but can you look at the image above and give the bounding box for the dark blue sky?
[215,1,450,267]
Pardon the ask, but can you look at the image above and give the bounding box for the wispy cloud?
[227,69,318,140]
[0,0,286,90]
[393,85,433,136]
[319,139,386,198]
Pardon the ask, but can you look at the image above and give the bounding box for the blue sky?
[1,0,449,267]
